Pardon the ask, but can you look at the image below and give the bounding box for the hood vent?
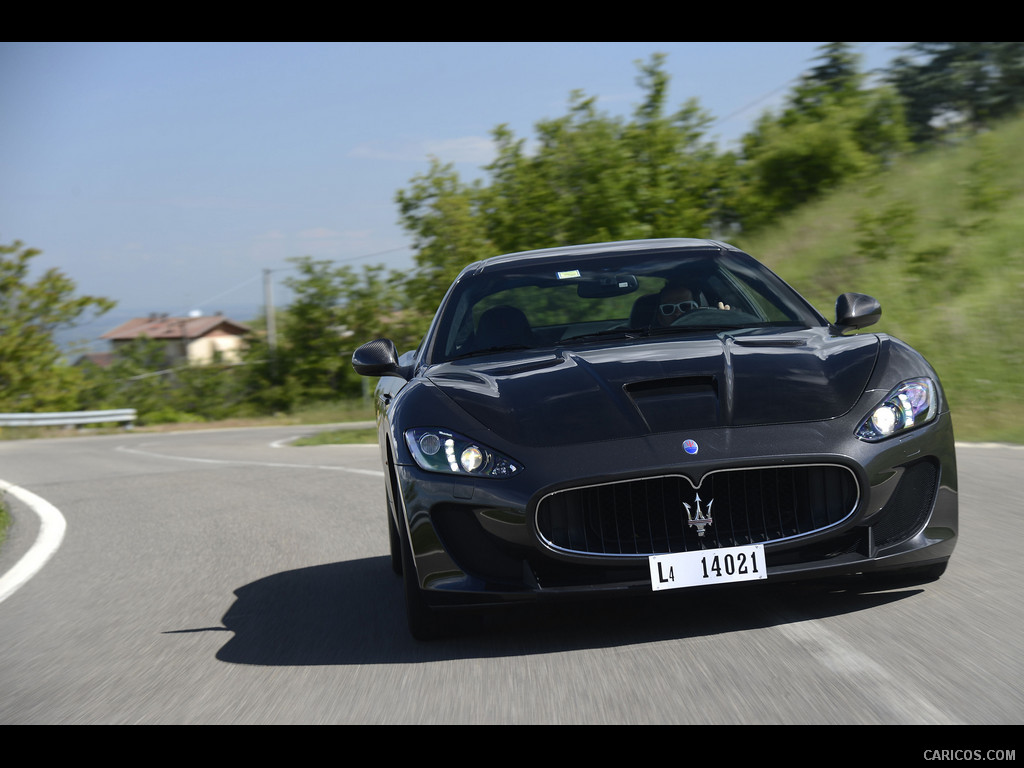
[625,376,719,432]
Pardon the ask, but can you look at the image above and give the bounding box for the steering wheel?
[672,306,759,326]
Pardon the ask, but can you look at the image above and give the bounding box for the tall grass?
[739,116,1024,444]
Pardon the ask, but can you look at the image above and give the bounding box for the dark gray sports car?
[352,239,957,639]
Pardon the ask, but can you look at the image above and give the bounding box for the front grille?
[535,464,859,557]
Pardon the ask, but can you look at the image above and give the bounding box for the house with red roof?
[101,313,250,366]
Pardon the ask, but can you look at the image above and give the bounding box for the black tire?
[400,527,446,641]
[387,497,402,576]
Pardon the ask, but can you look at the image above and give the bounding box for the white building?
[101,314,250,366]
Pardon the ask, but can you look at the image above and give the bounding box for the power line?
[263,245,412,273]
[175,272,262,317]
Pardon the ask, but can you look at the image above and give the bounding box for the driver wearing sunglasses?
[656,281,730,327]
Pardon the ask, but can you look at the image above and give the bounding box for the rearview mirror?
[577,273,639,298]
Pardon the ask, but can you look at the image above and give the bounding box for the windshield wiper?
[645,324,728,335]
[559,328,646,344]
[450,344,533,360]
[720,322,810,339]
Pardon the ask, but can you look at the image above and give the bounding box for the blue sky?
[1,42,906,345]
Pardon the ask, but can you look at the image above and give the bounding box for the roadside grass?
[292,427,378,445]
[740,116,1024,449]
[948,401,1024,445]
[0,496,9,550]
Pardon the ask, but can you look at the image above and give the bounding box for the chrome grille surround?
[535,464,860,558]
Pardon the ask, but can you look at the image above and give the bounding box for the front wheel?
[387,497,402,576]
[400,527,447,641]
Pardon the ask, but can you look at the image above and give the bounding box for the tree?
[394,53,731,320]
[80,336,180,422]
[259,257,418,404]
[737,43,909,227]
[888,43,1024,143]
[481,56,726,249]
[741,111,872,219]
[278,256,361,402]
[396,158,495,325]
[0,241,114,412]
[484,92,638,248]
[787,42,865,120]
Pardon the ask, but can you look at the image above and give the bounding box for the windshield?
[427,247,824,363]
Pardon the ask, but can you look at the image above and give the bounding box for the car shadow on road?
[206,556,929,666]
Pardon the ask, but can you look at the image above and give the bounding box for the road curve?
[1,427,1021,724]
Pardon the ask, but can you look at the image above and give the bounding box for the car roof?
[460,238,742,276]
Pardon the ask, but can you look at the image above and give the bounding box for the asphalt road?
[1,426,1021,724]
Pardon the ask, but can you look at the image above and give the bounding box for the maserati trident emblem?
[683,493,714,537]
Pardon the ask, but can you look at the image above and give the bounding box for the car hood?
[424,328,879,447]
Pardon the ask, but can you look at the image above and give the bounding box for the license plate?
[649,544,766,591]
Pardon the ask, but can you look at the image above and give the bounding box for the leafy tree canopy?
[395,54,732,317]
[888,42,1024,143]
[0,241,114,412]
[738,43,910,226]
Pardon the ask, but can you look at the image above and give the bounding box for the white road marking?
[0,480,67,605]
[115,443,385,477]
[0,440,381,605]
[956,441,1024,450]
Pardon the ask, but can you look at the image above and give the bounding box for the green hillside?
[736,115,1024,443]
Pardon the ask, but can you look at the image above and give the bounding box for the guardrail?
[0,409,137,429]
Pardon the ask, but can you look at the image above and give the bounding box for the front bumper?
[394,412,958,608]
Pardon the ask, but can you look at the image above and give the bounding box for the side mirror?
[352,338,407,379]
[835,293,881,332]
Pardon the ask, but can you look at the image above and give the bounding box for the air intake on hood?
[625,376,719,432]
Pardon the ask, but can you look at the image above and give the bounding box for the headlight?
[856,378,937,441]
[405,428,522,477]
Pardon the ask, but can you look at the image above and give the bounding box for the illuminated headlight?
[856,378,937,441]
[405,428,522,477]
